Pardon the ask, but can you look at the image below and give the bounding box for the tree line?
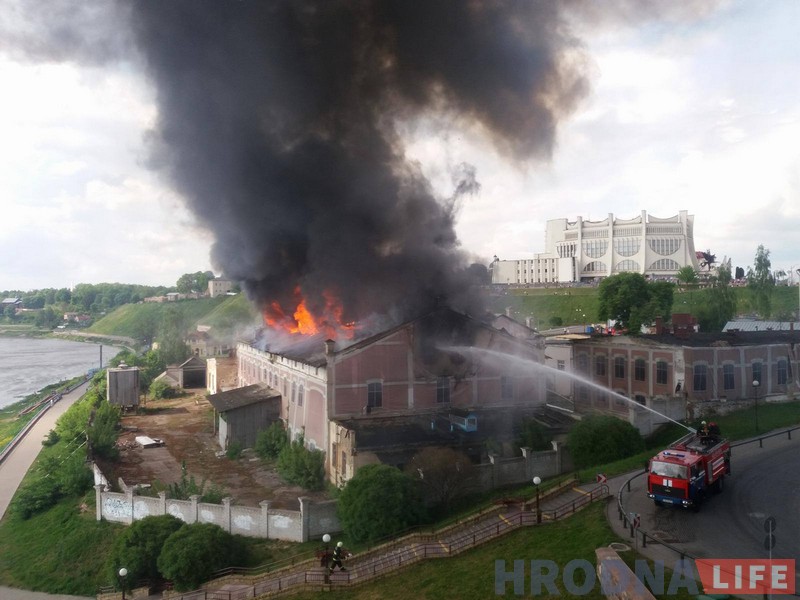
[2,271,222,329]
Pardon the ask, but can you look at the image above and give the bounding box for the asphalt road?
[0,380,94,600]
[618,429,800,595]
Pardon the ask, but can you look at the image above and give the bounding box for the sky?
[1,0,799,292]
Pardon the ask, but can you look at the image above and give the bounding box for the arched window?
[583,261,608,273]
[649,258,681,271]
[583,240,609,258]
[648,238,682,256]
[614,238,640,257]
[615,260,640,272]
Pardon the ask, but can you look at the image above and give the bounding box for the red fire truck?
[646,426,731,510]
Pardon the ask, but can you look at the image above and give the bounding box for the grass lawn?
[0,490,121,595]
[289,503,699,600]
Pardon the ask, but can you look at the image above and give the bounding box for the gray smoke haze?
[9,1,721,332]
[124,1,589,330]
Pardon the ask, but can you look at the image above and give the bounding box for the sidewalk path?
[0,380,95,600]
[169,479,610,599]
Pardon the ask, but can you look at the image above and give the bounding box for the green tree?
[156,306,191,365]
[276,434,325,490]
[149,379,177,400]
[176,271,214,294]
[695,264,737,332]
[87,398,121,460]
[107,514,184,586]
[515,418,553,452]
[404,447,474,511]
[597,273,674,334]
[255,421,288,459]
[747,244,775,317]
[337,464,426,544]
[676,266,698,288]
[157,523,246,591]
[567,415,645,469]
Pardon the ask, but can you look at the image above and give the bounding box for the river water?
[0,337,121,409]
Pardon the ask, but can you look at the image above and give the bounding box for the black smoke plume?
[124,1,589,331]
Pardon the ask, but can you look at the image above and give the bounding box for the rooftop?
[208,382,281,412]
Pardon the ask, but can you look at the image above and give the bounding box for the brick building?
[236,307,547,484]
[559,329,800,433]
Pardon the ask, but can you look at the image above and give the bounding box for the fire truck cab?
[646,428,731,510]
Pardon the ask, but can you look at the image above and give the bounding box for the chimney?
[324,339,336,356]
[655,316,664,335]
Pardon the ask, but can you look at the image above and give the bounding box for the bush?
[106,514,184,586]
[276,434,325,490]
[567,415,645,469]
[166,461,226,503]
[149,379,177,400]
[337,464,426,544]
[157,523,246,591]
[255,421,288,459]
[56,453,93,496]
[42,429,61,447]
[514,419,553,452]
[226,441,243,460]
[548,316,564,327]
[12,476,62,519]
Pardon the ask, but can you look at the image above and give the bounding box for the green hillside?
[88,294,258,341]
[487,285,800,330]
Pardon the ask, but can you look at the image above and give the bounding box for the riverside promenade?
[0,379,95,600]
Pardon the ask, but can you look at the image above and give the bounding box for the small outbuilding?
[158,356,207,389]
[208,383,282,450]
[107,363,140,408]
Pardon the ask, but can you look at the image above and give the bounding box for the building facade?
[236,308,547,484]
[546,329,800,434]
[208,279,235,298]
[491,210,699,284]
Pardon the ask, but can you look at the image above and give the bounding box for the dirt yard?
[101,391,330,509]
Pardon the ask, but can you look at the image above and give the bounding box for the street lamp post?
[752,380,760,433]
[118,567,128,600]
[322,533,331,571]
[533,476,542,523]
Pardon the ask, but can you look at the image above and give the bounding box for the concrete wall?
[469,442,566,493]
[95,483,339,542]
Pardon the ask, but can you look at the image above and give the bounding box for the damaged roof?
[208,382,281,412]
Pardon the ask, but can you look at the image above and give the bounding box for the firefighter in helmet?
[699,420,710,440]
[328,541,347,574]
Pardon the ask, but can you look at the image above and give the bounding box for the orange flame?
[264,288,356,340]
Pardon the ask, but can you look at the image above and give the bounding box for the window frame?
[595,355,607,377]
[722,364,735,391]
[634,358,646,382]
[367,381,383,408]
[693,364,708,392]
[436,377,451,404]
[656,360,668,385]
[614,356,625,379]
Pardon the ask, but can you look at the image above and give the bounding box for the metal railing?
[165,482,609,600]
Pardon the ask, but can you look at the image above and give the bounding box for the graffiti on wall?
[103,495,131,520]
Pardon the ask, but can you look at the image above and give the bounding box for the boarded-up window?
[331,443,338,468]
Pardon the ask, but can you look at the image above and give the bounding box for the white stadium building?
[490,210,700,284]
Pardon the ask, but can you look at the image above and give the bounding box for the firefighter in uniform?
[329,541,347,574]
